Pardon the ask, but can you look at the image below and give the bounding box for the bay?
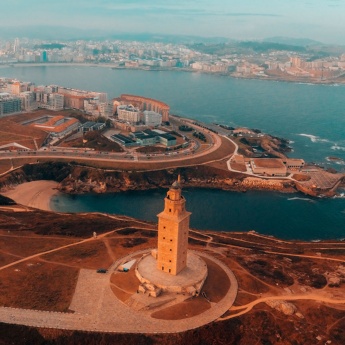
[51,188,345,241]
[1,65,345,239]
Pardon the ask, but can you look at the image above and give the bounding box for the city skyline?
[1,0,345,44]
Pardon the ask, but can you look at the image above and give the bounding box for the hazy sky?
[2,0,345,43]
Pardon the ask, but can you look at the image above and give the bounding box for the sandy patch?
[3,180,59,211]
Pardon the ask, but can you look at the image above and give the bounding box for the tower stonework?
[157,181,191,275]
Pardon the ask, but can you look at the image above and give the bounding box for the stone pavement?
[0,251,238,333]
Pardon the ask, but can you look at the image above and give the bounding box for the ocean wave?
[298,133,330,143]
[326,156,345,165]
[288,197,315,203]
[334,193,345,198]
[331,144,345,151]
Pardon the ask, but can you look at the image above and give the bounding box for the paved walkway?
[0,251,238,333]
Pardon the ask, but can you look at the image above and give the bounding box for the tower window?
[163,237,165,239]
[170,239,172,242]
[169,260,171,262]
[163,226,166,229]
[170,249,172,252]
[169,208,171,212]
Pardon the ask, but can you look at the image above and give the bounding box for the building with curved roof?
[120,94,169,122]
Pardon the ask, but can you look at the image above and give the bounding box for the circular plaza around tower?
[136,250,208,295]
[109,248,238,331]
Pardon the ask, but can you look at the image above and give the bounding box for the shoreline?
[1,62,345,86]
[2,180,59,211]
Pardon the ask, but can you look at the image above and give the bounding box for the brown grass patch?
[0,251,21,266]
[0,236,78,259]
[0,210,136,238]
[0,261,78,311]
[231,269,269,294]
[238,258,294,288]
[41,240,112,269]
[107,238,156,261]
[60,131,124,152]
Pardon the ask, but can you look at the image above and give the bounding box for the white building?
[48,93,64,111]
[117,104,140,124]
[37,92,64,111]
[19,91,37,111]
[144,110,162,127]
[99,102,113,117]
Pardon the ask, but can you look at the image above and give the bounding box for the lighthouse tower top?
[156,179,191,275]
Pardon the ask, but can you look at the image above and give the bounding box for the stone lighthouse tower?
[156,179,191,275]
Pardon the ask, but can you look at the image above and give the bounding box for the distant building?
[130,129,177,147]
[79,121,106,133]
[99,102,113,117]
[283,159,305,171]
[41,51,48,62]
[120,94,170,123]
[111,133,137,147]
[117,104,141,124]
[23,115,80,138]
[58,87,108,111]
[37,93,64,111]
[143,110,162,127]
[0,93,21,116]
[250,158,287,177]
[19,91,37,111]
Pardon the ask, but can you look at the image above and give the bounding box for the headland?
[0,195,344,344]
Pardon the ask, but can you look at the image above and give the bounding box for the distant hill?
[263,37,323,47]
[238,41,306,53]
[188,40,308,55]
[0,25,228,44]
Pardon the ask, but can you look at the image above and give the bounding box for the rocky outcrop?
[56,166,295,194]
[0,162,296,195]
[265,300,298,315]
[0,162,72,192]
[326,265,345,288]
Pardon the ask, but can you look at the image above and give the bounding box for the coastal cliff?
[0,162,296,195]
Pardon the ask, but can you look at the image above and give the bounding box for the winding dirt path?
[219,294,345,321]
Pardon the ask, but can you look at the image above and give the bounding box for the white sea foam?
[326,157,345,165]
[331,144,345,151]
[288,197,315,203]
[298,133,330,143]
[334,193,345,199]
